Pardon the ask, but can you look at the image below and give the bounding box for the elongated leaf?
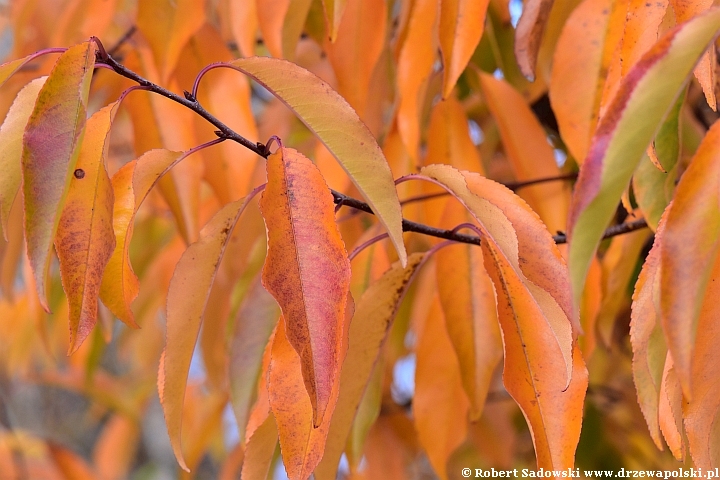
[315,253,426,480]
[421,164,585,470]
[426,97,485,173]
[436,202,501,419]
[660,118,720,398]
[630,214,668,449]
[99,149,185,326]
[229,0,258,57]
[0,77,46,236]
[658,354,684,460]
[415,296,470,480]
[241,413,279,480]
[479,72,569,233]
[161,196,255,470]
[514,0,554,78]
[568,8,720,307]
[439,0,489,98]
[55,102,118,354]
[229,57,406,266]
[322,0,348,41]
[269,316,338,480]
[22,41,97,311]
[229,277,280,444]
[260,146,351,427]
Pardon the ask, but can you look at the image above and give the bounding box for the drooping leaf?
[619,0,668,78]
[161,196,257,470]
[136,0,206,80]
[99,149,185,326]
[229,0,258,57]
[514,0,554,78]
[439,0,489,98]
[322,0,349,41]
[22,41,97,311]
[268,316,339,480]
[55,102,118,354]
[229,56,406,265]
[0,77,46,236]
[425,97,485,173]
[660,117,720,398]
[421,164,586,470]
[315,253,426,480]
[241,413,279,480]
[567,8,720,307]
[478,71,569,233]
[414,295,470,480]
[92,414,140,480]
[630,213,668,449]
[436,202,501,420]
[657,354,684,460]
[229,277,280,444]
[260,146,351,427]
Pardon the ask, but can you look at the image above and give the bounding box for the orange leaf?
[92,415,140,480]
[439,0,489,98]
[478,72,569,233]
[161,195,258,471]
[436,202,501,420]
[55,102,118,354]
[0,76,46,236]
[229,277,280,444]
[268,316,339,480]
[322,0,349,41]
[229,56,406,266]
[658,354,684,460]
[22,40,97,311]
[241,413,279,480]
[660,118,720,398]
[425,96,485,173]
[99,149,185,326]
[414,295,470,480]
[514,0,554,78]
[260,145,351,427]
[229,0,258,57]
[48,443,96,480]
[315,253,426,480]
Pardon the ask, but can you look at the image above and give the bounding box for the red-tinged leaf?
[136,0,206,80]
[567,8,720,309]
[549,0,613,162]
[514,0,554,78]
[99,149,186,327]
[420,165,586,470]
[0,77,46,236]
[260,146,351,427]
[229,277,280,444]
[478,72,569,233]
[229,0,258,57]
[436,202,501,420]
[658,354,684,460]
[315,253,426,480]
[414,296,470,480]
[268,316,338,480]
[241,413,279,480]
[670,0,716,109]
[229,57,406,266]
[396,0,439,162]
[161,196,257,470]
[630,215,668,450]
[322,0,348,41]
[684,254,720,468]
[326,0,387,119]
[55,102,118,354]
[439,0,489,98]
[660,118,720,398]
[22,41,97,311]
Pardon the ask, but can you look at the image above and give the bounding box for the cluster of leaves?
[2,0,720,478]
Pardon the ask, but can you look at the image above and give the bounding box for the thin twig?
[88,37,649,248]
[107,25,137,57]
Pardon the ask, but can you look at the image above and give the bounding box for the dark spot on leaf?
[74,169,85,179]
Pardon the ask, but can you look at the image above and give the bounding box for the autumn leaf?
[260,145,351,427]
[55,102,118,354]
[657,354,684,460]
[315,253,426,480]
[322,0,348,41]
[0,77,46,236]
[229,56,406,266]
[22,40,97,311]
[567,8,720,307]
[241,413,279,480]
[514,0,554,78]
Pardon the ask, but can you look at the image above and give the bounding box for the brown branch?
[90,37,648,248]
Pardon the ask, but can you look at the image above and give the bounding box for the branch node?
[183,90,197,102]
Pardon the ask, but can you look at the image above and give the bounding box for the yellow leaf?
[322,0,349,41]
[22,41,97,311]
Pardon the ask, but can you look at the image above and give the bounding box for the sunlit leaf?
[229,56,406,265]
[567,8,720,307]
[22,41,97,311]
[55,102,118,354]
[229,0,258,57]
[322,0,348,41]
[514,0,553,78]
